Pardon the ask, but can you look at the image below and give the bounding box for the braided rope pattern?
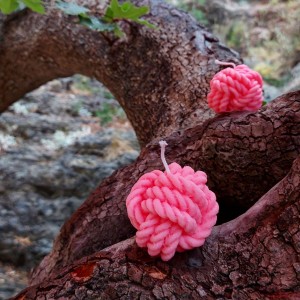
[126,162,218,261]
[207,64,263,113]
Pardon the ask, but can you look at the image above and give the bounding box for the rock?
[282,63,300,94]
[263,83,281,102]
[0,262,27,300]
[205,0,252,25]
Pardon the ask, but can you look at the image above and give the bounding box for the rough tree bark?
[1,0,299,299]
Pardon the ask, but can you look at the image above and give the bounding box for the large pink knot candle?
[126,141,219,261]
[207,60,263,113]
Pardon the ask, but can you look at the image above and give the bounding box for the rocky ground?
[176,0,300,97]
[0,77,139,299]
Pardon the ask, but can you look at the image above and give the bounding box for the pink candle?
[208,60,263,113]
[126,141,219,261]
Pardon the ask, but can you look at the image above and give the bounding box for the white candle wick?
[159,140,170,173]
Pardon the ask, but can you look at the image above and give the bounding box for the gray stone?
[263,83,281,102]
[282,63,300,94]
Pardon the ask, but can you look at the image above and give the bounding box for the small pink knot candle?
[126,141,219,261]
[207,60,263,113]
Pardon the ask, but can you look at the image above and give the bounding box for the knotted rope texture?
[207,61,263,113]
[126,141,219,261]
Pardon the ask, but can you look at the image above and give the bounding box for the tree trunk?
[1,0,300,299]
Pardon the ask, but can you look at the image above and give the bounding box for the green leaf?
[120,3,148,20]
[110,0,118,14]
[104,0,155,29]
[113,25,124,37]
[103,6,114,22]
[121,2,131,12]
[0,0,20,14]
[135,18,156,29]
[79,15,115,32]
[55,0,89,16]
[109,0,149,19]
[22,0,45,14]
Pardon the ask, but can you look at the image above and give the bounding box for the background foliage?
[0,0,154,36]
[169,0,300,94]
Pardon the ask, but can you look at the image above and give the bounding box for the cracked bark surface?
[1,0,300,299]
[13,155,300,299]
